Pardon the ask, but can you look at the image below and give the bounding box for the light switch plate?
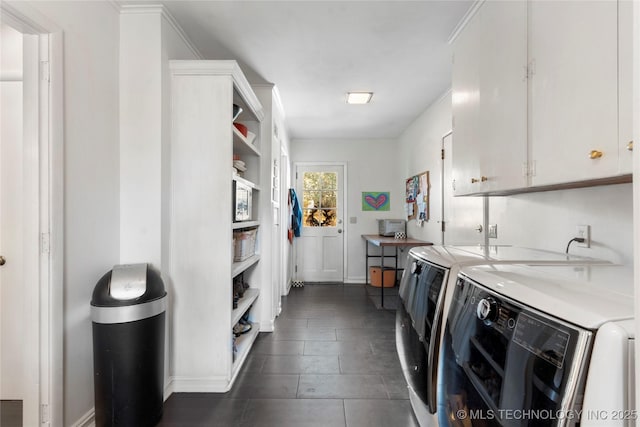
[488,224,498,239]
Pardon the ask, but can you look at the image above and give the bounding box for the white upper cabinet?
[618,0,634,174]
[529,0,618,186]
[451,6,482,196]
[451,0,632,195]
[452,0,528,195]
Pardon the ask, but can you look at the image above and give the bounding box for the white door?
[1,23,26,405]
[0,22,47,427]
[442,132,485,245]
[295,164,345,282]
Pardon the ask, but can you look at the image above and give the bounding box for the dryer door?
[396,256,448,413]
[438,277,592,427]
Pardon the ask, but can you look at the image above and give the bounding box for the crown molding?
[448,0,485,45]
[170,60,265,121]
[118,3,203,59]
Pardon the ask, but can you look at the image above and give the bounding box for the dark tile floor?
[0,400,22,427]
[159,283,417,427]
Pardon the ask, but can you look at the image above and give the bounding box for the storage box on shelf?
[233,228,258,262]
[169,60,264,392]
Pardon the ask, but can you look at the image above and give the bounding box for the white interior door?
[295,164,345,282]
[0,23,26,404]
[0,21,47,427]
[442,132,485,245]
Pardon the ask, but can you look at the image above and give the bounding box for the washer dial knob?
[477,297,499,322]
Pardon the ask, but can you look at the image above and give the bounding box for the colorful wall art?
[362,192,390,211]
[405,171,429,225]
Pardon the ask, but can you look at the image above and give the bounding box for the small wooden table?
[362,234,433,308]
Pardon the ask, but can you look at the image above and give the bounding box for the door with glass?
[294,164,344,282]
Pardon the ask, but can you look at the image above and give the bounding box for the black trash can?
[91,263,167,427]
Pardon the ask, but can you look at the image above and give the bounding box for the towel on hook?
[289,188,302,237]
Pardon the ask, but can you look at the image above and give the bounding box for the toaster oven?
[378,219,406,236]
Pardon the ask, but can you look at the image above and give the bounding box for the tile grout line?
[341,398,348,427]
[295,373,301,399]
[381,374,392,400]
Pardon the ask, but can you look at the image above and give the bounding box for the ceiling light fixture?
[346,92,373,104]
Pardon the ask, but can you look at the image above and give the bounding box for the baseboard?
[72,381,174,427]
[344,277,366,284]
[71,408,95,427]
[164,380,174,401]
[168,375,231,393]
[262,320,275,332]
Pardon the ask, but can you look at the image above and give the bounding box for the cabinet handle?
[471,178,479,184]
[589,150,604,159]
[481,176,488,182]
[627,141,633,152]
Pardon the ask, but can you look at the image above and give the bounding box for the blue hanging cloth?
[289,188,302,237]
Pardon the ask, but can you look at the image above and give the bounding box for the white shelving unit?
[169,60,265,392]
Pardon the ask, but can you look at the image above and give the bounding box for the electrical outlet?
[488,224,498,239]
[576,225,591,248]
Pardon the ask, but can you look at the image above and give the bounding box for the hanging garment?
[289,188,302,237]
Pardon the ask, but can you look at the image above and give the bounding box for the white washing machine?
[438,264,634,427]
[395,245,611,427]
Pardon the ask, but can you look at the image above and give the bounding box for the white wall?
[119,10,163,266]
[26,1,121,425]
[291,139,403,282]
[398,93,449,244]
[489,184,633,265]
[119,3,200,403]
[397,91,485,247]
[119,6,198,269]
[398,94,634,268]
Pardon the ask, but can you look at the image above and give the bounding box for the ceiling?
[148,1,473,140]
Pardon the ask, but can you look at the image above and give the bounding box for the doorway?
[0,21,41,427]
[294,163,346,282]
[441,131,485,245]
[0,9,60,425]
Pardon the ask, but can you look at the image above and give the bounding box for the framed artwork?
[362,192,390,211]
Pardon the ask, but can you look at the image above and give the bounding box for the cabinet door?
[529,1,618,186]
[476,0,528,193]
[452,1,527,195]
[451,7,481,196]
[618,0,633,174]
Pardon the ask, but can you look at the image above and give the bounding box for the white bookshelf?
[169,60,265,392]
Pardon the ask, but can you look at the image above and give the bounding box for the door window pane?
[303,172,338,227]
[303,191,320,210]
[321,191,336,208]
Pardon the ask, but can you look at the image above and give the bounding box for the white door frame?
[293,161,348,282]
[279,146,291,296]
[1,4,63,426]
[440,130,452,245]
